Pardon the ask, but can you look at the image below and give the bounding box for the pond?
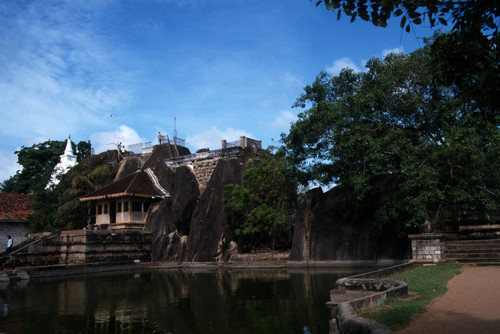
[0,267,370,334]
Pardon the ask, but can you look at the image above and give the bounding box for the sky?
[0,0,439,183]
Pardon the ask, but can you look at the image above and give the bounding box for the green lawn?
[359,263,463,331]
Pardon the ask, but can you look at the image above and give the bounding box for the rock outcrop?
[142,143,191,189]
[141,146,255,262]
[145,165,200,261]
[186,157,247,262]
[289,187,409,264]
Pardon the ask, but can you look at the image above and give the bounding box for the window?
[117,202,122,213]
[132,201,142,212]
[104,204,108,214]
[124,201,129,212]
[143,202,150,212]
[97,204,102,215]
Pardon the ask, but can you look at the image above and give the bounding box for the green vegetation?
[361,264,463,331]
[281,46,499,232]
[313,0,499,116]
[224,149,297,251]
[0,139,98,232]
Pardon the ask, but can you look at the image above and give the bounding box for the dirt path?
[397,266,500,334]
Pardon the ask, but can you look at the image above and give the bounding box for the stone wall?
[5,230,152,268]
[408,233,446,263]
[165,147,243,194]
[0,222,30,250]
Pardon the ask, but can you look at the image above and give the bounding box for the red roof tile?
[0,193,33,222]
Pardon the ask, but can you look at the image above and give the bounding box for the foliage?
[281,48,499,231]
[361,263,463,331]
[1,140,66,194]
[0,139,105,232]
[313,0,499,119]
[1,139,93,194]
[224,149,297,251]
[29,163,111,232]
[76,140,92,162]
[313,0,498,36]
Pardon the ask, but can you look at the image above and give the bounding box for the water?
[0,267,369,334]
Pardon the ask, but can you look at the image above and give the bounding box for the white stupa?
[46,136,77,188]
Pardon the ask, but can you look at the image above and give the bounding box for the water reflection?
[0,267,367,334]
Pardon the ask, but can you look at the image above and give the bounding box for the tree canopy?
[1,139,92,194]
[313,0,498,35]
[1,139,96,232]
[281,47,499,230]
[313,0,499,115]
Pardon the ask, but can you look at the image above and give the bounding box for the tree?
[76,140,92,162]
[1,139,93,194]
[313,0,499,115]
[29,163,112,232]
[223,149,297,251]
[281,48,499,231]
[0,139,98,232]
[1,140,66,194]
[313,0,498,36]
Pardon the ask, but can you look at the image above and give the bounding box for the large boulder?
[145,165,200,261]
[186,158,247,262]
[289,187,409,263]
[114,156,145,181]
[142,144,190,189]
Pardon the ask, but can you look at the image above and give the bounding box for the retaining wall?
[5,230,152,268]
[165,147,242,193]
[331,263,415,334]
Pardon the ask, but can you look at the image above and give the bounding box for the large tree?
[281,47,499,231]
[1,139,95,232]
[313,0,499,114]
[1,139,92,194]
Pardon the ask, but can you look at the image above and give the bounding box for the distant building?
[47,136,77,188]
[80,169,169,231]
[0,193,32,248]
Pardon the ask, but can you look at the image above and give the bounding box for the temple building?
[47,136,78,188]
[79,169,169,231]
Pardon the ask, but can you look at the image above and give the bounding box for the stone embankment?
[329,263,416,334]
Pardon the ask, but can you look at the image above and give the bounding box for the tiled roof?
[0,193,33,222]
[80,169,169,201]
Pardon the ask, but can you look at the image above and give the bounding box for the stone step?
[446,243,500,250]
[444,252,500,258]
[446,246,500,252]
[445,257,500,264]
[446,239,500,245]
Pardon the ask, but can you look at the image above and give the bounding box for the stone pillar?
[240,136,246,148]
[408,233,446,263]
[222,140,227,149]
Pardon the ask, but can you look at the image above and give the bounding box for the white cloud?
[282,72,304,89]
[271,111,298,130]
[91,125,145,154]
[0,1,131,145]
[0,151,20,183]
[382,47,405,57]
[326,57,361,75]
[186,126,253,151]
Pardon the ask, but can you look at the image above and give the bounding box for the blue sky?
[0,0,439,183]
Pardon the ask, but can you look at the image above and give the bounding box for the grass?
[359,263,463,331]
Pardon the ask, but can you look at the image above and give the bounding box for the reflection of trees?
[0,268,364,334]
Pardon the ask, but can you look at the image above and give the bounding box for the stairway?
[444,238,500,265]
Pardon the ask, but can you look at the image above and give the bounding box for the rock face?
[289,187,409,263]
[144,166,200,261]
[142,143,190,189]
[141,146,253,262]
[186,158,247,262]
